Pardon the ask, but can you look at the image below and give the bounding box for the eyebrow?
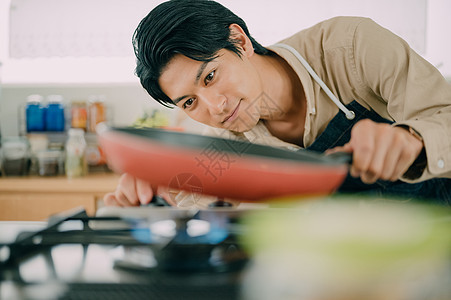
[172,61,210,105]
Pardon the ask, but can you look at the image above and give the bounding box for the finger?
[325,143,352,155]
[157,185,178,206]
[103,192,120,206]
[360,125,393,183]
[379,130,408,181]
[114,189,135,206]
[381,143,403,181]
[116,174,140,206]
[135,178,154,205]
[349,121,376,179]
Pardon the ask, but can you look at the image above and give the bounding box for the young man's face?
[159,49,264,132]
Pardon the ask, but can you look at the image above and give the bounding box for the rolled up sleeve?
[353,19,451,182]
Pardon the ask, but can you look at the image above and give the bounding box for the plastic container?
[37,150,63,176]
[65,128,87,178]
[45,95,65,132]
[26,95,45,132]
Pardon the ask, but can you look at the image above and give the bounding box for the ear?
[228,24,255,57]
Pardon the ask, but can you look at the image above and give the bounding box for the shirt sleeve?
[352,18,451,182]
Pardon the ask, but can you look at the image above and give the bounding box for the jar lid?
[71,100,87,106]
[1,137,29,159]
[36,150,62,160]
[26,94,43,104]
[68,128,85,136]
[87,95,105,103]
[47,95,64,104]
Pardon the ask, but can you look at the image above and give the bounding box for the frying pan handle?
[325,151,353,165]
[142,195,172,207]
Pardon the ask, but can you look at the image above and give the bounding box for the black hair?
[133,0,269,107]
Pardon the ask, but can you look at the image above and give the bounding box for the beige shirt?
[206,16,451,183]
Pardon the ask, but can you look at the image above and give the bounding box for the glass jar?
[45,95,65,132]
[37,150,63,176]
[26,95,45,132]
[65,128,87,178]
[0,136,30,176]
[27,133,49,176]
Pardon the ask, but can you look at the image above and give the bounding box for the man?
[104,0,451,207]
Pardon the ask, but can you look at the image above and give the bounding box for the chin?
[222,117,259,133]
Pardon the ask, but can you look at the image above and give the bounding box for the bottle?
[87,95,106,133]
[26,95,45,132]
[45,95,65,132]
[65,128,87,178]
[71,101,87,131]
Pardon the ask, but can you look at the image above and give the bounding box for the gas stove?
[0,207,252,300]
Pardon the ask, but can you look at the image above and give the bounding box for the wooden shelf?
[0,173,120,221]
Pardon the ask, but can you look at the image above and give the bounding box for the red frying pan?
[98,127,349,201]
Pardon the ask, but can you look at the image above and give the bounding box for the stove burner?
[0,208,249,299]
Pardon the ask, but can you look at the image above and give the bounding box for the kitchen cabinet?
[0,173,119,221]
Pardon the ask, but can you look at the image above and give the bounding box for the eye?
[204,70,215,85]
[182,97,196,109]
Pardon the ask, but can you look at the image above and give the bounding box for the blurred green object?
[241,198,451,300]
[132,109,170,128]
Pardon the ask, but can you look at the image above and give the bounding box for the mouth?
[222,100,241,124]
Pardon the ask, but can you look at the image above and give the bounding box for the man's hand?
[103,173,175,206]
[327,119,424,184]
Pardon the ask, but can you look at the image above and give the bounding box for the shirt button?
[437,159,445,169]
[311,107,316,115]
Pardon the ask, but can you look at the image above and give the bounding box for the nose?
[200,91,227,115]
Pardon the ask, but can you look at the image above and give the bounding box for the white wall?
[424,0,451,77]
[223,0,450,77]
[3,0,450,84]
[225,0,428,53]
